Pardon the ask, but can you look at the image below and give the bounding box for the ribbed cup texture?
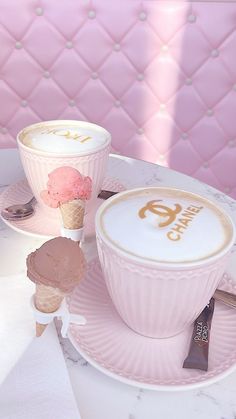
[96,235,230,338]
[68,259,236,388]
[18,143,110,217]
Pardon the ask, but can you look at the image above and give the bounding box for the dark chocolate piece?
[183,298,215,371]
[98,189,118,200]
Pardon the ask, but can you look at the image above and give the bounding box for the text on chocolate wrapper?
[41,128,91,143]
[194,321,209,346]
[138,200,203,241]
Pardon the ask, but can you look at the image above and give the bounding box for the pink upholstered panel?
[0,1,236,198]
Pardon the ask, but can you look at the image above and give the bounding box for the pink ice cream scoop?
[40,166,92,208]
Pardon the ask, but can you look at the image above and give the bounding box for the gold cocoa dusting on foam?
[99,187,234,264]
[21,124,93,145]
[39,128,92,143]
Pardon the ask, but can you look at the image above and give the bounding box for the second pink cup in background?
[17,120,111,217]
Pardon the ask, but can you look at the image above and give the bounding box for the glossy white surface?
[1,149,236,419]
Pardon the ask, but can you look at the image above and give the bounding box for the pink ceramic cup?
[17,120,111,217]
[95,187,235,338]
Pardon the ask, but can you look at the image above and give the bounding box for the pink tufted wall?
[0,1,236,197]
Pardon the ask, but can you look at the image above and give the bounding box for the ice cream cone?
[27,237,86,337]
[34,283,65,337]
[60,199,85,230]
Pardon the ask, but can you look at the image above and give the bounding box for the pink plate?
[0,178,125,238]
[68,258,236,391]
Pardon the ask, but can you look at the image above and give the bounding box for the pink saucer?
[68,258,236,391]
[0,177,125,238]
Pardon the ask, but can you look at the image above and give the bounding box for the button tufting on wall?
[224,187,231,194]
[137,73,144,81]
[137,128,144,135]
[21,100,27,107]
[161,45,169,52]
[160,104,166,110]
[88,10,96,19]
[203,162,209,168]
[159,155,165,161]
[114,100,121,107]
[35,7,43,16]
[207,109,214,116]
[66,41,73,49]
[188,14,196,23]
[44,71,50,78]
[15,41,22,49]
[69,100,75,107]
[1,128,7,134]
[114,43,120,51]
[211,49,219,58]
[182,132,188,139]
[229,139,236,147]
[139,11,147,21]
[91,72,98,79]
[185,78,192,85]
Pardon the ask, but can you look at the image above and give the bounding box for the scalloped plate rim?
[68,330,236,392]
[67,258,236,392]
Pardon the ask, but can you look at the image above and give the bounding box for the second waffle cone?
[35,283,65,337]
[60,199,85,229]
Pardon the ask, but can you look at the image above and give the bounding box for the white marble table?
[1,149,236,419]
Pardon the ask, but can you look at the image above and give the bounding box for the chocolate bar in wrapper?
[183,298,215,371]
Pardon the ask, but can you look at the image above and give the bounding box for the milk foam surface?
[100,188,233,263]
[21,122,109,154]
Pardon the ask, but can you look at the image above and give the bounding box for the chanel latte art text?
[139,200,203,241]
[167,205,203,241]
[98,187,233,264]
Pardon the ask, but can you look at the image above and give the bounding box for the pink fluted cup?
[95,188,235,338]
[17,120,111,218]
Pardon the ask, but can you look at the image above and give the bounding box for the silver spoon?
[213,288,236,309]
[0,188,117,223]
[1,197,35,221]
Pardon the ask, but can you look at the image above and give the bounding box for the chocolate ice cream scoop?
[27,236,86,293]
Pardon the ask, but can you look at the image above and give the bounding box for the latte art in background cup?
[17,120,111,216]
[96,187,235,338]
[21,124,108,154]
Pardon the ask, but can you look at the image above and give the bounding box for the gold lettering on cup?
[138,199,204,241]
[167,231,181,241]
[41,128,91,143]
[138,200,182,227]
[171,223,187,234]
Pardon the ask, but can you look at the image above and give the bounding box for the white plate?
[68,257,236,391]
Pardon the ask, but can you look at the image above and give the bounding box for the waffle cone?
[34,283,65,337]
[60,199,85,229]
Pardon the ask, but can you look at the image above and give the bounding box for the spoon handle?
[214,289,236,309]
[98,190,118,200]
[27,197,36,205]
